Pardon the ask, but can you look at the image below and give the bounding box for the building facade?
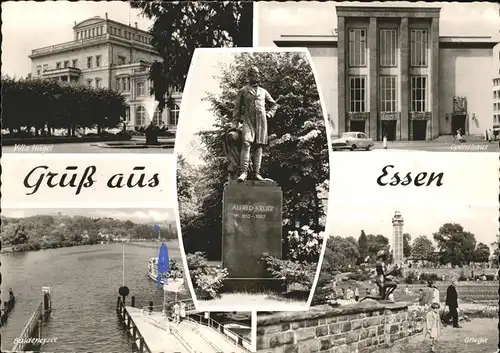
[392,211,404,265]
[29,14,181,129]
[275,6,497,140]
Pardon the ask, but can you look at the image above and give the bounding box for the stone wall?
[257,301,411,353]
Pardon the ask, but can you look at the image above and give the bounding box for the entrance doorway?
[412,120,427,140]
[350,120,366,133]
[381,120,397,141]
[451,114,466,135]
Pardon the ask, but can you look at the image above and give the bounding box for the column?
[368,17,378,140]
[430,17,440,139]
[399,18,409,140]
[337,16,346,136]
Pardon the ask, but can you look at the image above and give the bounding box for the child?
[180,301,186,322]
[424,303,441,352]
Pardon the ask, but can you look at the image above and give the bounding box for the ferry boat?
[147,257,185,291]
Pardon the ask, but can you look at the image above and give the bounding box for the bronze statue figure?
[222,127,253,181]
[359,250,399,302]
[229,66,278,182]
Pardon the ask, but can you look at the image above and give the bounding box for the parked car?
[332,132,374,151]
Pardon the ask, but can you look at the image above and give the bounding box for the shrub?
[261,253,317,289]
[186,252,227,299]
[287,225,324,262]
[419,272,440,282]
[347,272,371,282]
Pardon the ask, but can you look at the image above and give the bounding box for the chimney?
[135,22,138,28]
[105,12,108,20]
[74,21,76,26]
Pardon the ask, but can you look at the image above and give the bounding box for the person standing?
[445,279,460,328]
[427,281,440,306]
[424,302,442,353]
[180,301,186,322]
[383,134,388,149]
[232,66,278,182]
[354,287,360,302]
[173,302,180,324]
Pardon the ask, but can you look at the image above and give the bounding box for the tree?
[411,235,435,262]
[365,234,390,262]
[433,223,476,267]
[178,52,329,260]
[358,230,368,263]
[473,243,490,263]
[403,233,412,258]
[130,1,253,112]
[322,236,359,271]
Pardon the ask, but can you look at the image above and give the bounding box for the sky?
[328,204,498,250]
[175,50,237,165]
[2,208,175,224]
[256,1,500,46]
[1,1,152,78]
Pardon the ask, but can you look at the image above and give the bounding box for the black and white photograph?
[1,1,253,154]
[256,1,500,152]
[0,208,255,353]
[175,48,331,311]
[256,204,498,353]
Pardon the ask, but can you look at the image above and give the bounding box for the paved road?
[332,141,499,152]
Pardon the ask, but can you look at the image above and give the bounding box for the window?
[36,65,41,76]
[100,26,103,35]
[136,106,146,125]
[92,28,96,37]
[95,78,102,88]
[86,79,93,87]
[96,55,101,68]
[87,57,92,69]
[116,78,121,91]
[56,62,61,69]
[72,59,78,68]
[152,108,162,125]
[127,77,131,91]
[348,76,367,112]
[348,29,367,67]
[410,29,428,67]
[380,29,398,67]
[118,56,126,65]
[122,77,128,91]
[125,107,130,122]
[64,61,69,68]
[136,82,145,96]
[170,104,180,125]
[411,76,427,112]
[43,64,48,72]
[380,76,397,112]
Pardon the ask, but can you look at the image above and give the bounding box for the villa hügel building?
[29,14,181,129]
[274,6,498,141]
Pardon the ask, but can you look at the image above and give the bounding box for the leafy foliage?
[178,52,329,260]
[1,214,177,252]
[411,235,435,262]
[403,233,412,258]
[473,243,491,263]
[433,223,476,266]
[130,1,253,112]
[165,259,184,279]
[186,252,227,299]
[287,225,324,262]
[1,76,126,135]
[261,253,317,289]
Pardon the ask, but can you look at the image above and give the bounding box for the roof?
[73,16,152,36]
[274,35,498,49]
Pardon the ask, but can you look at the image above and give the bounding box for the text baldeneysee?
[377,165,444,187]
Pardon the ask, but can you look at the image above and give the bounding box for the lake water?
[1,241,191,352]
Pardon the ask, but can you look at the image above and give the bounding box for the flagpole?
[122,241,125,287]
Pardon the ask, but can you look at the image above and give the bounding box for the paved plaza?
[334,140,499,153]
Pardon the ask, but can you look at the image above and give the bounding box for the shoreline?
[0,239,179,254]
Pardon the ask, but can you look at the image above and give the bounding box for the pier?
[117,297,251,353]
[11,287,52,352]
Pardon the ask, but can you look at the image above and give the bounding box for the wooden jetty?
[117,297,251,353]
[11,287,52,352]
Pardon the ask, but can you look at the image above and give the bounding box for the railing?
[31,35,109,55]
[140,299,196,314]
[189,323,224,353]
[185,314,252,352]
[117,299,153,353]
[170,327,194,353]
[11,303,43,352]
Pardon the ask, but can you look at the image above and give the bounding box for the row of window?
[116,77,148,96]
[348,75,428,113]
[134,105,179,125]
[76,25,151,44]
[87,55,102,69]
[56,59,79,70]
[494,115,500,124]
[86,77,103,89]
[494,102,500,111]
[348,28,429,68]
[494,78,500,86]
[493,90,500,99]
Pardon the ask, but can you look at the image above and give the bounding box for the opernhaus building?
[274,6,498,140]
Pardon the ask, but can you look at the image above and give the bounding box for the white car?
[332,132,374,151]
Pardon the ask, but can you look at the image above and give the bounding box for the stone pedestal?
[222,180,284,293]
